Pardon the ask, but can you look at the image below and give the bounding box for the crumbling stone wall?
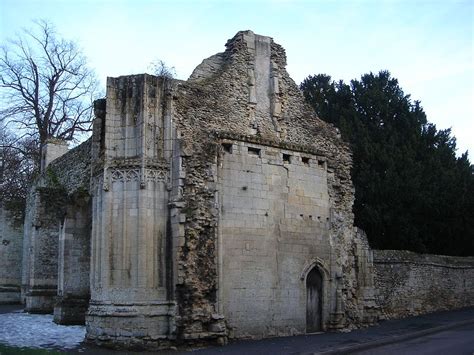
[83,31,376,348]
[171,30,376,341]
[22,139,92,314]
[49,140,92,323]
[0,204,24,303]
[16,31,381,350]
[373,250,474,319]
[48,139,92,193]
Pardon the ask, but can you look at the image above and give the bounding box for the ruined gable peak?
[225,30,287,65]
[189,30,287,83]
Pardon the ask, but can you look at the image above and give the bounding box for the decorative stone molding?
[300,257,330,281]
[109,167,167,183]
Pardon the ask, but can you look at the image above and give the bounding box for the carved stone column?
[86,75,175,348]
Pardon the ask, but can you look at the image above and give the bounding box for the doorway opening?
[306,267,323,332]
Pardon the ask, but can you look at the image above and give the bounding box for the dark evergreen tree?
[301,71,473,256]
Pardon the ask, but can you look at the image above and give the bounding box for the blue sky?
[1,0,472,155]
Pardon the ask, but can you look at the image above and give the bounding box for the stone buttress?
[53,189,91,325]
[21,139,92,319]
[21,141,69,313]
[86,75,176,347]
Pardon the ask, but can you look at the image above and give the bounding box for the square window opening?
[248,147,261,156]
[222,143,233,153]
[318,160,325,168]
[302,157,310,165]
[283,153,291,163]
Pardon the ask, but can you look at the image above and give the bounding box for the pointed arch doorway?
[306,267,323,332]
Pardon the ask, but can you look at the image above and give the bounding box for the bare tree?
[0,20,99,151]
[148,59,176,80]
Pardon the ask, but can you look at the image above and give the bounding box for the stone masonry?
[10,30,472,350]
[22,139,91,316]
[0,204,24,304]
[82,30,377,347]
[374,250,474,319]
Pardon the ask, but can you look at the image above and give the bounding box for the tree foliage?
[301,71,474,256]
[0,20,99,147]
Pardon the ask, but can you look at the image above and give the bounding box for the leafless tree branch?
[0,20,100,149]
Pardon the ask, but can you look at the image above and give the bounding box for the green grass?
[0,343,62,355]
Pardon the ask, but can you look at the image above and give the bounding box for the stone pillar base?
[25,286,56,313]
[54,295,90,325]
[0,285,21,304]
[85,301,176,350]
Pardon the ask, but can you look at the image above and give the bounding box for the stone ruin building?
[0,31,472,350]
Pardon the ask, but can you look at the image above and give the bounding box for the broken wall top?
[179,30,352,182]
[44,139,92,196]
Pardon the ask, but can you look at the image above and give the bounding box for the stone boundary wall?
[373,250,474,319]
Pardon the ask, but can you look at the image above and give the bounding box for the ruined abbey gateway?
[1,31,473,349]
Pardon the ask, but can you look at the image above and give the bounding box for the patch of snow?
[0,311,86,350]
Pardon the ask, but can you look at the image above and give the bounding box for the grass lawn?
[0,343,62,354]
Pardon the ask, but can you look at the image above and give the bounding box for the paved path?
[353,322,474,355]
[189,308,474,354]
[0,305,473,354]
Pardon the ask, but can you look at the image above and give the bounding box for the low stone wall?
[373,250,474,319]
